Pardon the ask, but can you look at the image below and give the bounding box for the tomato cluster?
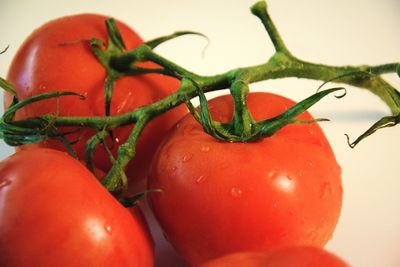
[0,14,348,267]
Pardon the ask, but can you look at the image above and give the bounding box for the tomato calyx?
[186,75,346,142]
[90,18,128,117]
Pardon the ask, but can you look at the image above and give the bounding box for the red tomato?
[200,247,349,267]
[0,148,154,267]
[148,92,343,266]
[5,14,187,192]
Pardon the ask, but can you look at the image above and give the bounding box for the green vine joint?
[0,1,399,202]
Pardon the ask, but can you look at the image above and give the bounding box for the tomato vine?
[0,1,399,201]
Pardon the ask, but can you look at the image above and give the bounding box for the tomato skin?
[0,148,154,267]
[5,14,187,191]
[148,92,342,266]
[200,247,349,267]
[199,252,271,267]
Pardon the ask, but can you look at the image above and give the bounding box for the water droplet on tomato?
[200,145,210,152]
[195,175,206,184]
[105,225,112,233]
[267,169,278,179]
[114,137,120,143]
[230,187,243,198]
[170,166,177,172]
[182,153,193,163]
[308,161,314,167]
[320,182,332,198]
[0,179,11,190]
[273,203,278,208]
[175,123,181,129]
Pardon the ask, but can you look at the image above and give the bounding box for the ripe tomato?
[148,92,343,266]
[0,148,154,267]
[200,246,349,267]
[5,14,187,192]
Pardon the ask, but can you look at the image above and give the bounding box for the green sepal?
[57,135,78,159]
[0,77,16,96]
[255,87,346,139]
[397,64,400,78]
[3,91,83,122]
[119,189,162,207]
[90,18,127,117]
[0,45,9,54]
[346,114,400,148]
[145,31,208,49]
[85,130,109,174]
[105,18,126,50]
[184,78,237,141]
[0,91,84,146]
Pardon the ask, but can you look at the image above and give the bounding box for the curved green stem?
[101,116,149,193]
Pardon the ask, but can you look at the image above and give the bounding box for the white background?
[1,0,399,266]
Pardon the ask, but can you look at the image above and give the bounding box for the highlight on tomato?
[5,13,188,192]
[148,92,343,266]
[0,148,154,267]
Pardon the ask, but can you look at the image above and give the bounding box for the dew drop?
[230,187,243,198]
[320,182,332,198]
[115,137,120,143]
[0,179,11,190]
[308,161,314,167]
[170,166,177,172]
[175,123,181,129]
[273,203,278,208]
[105,225,112,233]
[200,145,210,152]
[267,169,278,179]
[182,153,193,163]
[195,175,206,184]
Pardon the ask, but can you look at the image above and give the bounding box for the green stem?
[250,1,292,55]
[1,0,399,196]
[101,116,149,192]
